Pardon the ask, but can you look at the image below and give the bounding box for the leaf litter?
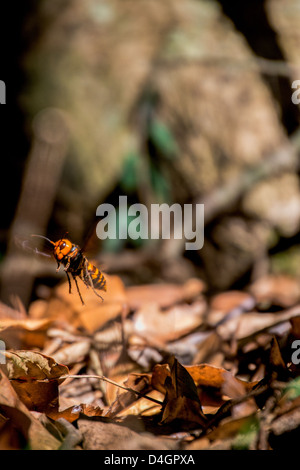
[1,273,300,449]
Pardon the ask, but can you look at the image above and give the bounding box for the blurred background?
[1,0,300,309]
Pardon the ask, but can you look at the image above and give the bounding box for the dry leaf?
[185,364,256,393]
[3,350,69,415]
[217,304,300,340]
[249,275,300,308]
[11,378,60,413]
[78,418,176,450]
[47,402,103,422]
[106,373,156,418]
[0,370,61,449]
[208,291,254,325]
[30,275,127,332]
[132,300,206,344]
[187,415,256,450]
[267,337,287,380]
[4,350,69,381]
[289,315,300,339]
[50,340,91,366]
[0,404,31,450]
[126,279,205,310]
[116,390,163,418]
[0,318,53,349]
[160,357,207,427]
[152,362,257,409]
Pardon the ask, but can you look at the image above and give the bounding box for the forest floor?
[1,271,300,450]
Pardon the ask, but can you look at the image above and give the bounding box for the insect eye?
[61,242,66,249]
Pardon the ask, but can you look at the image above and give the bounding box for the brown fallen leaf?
[0,370,61,449]
[132,300,206,344]
[47,402,103,422]
[186,414,257,450]
[152,362,257,409]
[217,304,300,341]
[29,275,128,332]
[0,318,53,349]
[3,350,69,415]
[192,332,222,364]
[271,405,300,443]
[0,404,31,450]
[49,340,91,366]
[4,350,69,381]
[160,357,207,427]
[208,291,255,326]
[221,371,258,419]
[185,364,256,393]
[11,379,60,414]
[289,315,300,339]
[116,390,164,418]
[78,418,177,450]
[249,275,300,308]
[268,336,287,378]
[250,337,289,410]
[126,278,205,310]
[106,372,156,418]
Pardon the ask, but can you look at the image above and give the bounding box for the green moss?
[232,416,259,450]
[271,246,300,278]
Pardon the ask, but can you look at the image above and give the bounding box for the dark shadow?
[219,0,299,134]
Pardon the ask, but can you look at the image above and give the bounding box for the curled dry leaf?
[3,350,69,415]
[185,364,256,394]
[4,350,69,381]
[160,357,207,427]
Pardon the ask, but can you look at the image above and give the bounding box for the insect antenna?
[31,234,56,246]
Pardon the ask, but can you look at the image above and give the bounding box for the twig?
[194,383,270,438]
[61,374,163,406]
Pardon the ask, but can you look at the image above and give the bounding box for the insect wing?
[14,235,52,258]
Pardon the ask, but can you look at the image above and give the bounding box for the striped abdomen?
[87,262,106,292]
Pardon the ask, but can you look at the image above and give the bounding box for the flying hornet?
[21,234,107,305]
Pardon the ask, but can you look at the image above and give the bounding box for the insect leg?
[64,260,70,271]
[65,271,72,294]
[72,274,85,306]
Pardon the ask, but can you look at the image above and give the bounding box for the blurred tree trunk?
[10,0,300,294]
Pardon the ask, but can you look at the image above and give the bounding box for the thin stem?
[61,374,163,406]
